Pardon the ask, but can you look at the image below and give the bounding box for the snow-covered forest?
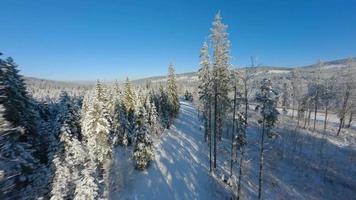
[1,10,356,200]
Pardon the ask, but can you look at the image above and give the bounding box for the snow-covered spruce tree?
[145,97,161,136]
[255,78,279,200]
[210,11,231,168]
[0,104,40,199]
[51,123,84,199]
[124,77,135,114]
[0,56,49,199]
[198,41,212,143]
[123,77,136,139]
[167,63,180,125]
[83,94,112,166]
[158,84,170,128]
[0,57,38,137]
[110,80,123,145]
[50,91,86,200]
[198,55,214,172]
[73,160,100,200]
[80,88,113,199]
[115,102,131,146]
[133,102,154,170]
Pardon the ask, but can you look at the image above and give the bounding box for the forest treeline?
[196,12,355,200]
[0,54,180,199]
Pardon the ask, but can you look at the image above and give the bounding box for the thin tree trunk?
[324,104,328,132]
[237,122,247,200]
[209,101,212,173]
[337,118,343,136]
[313,100,318,131]
[304,108,309,129]
[244,77,248,126]
[214,87,218,169]
[337,91,350,136]
[230,84,237,177]
[237,143,245,200]
[218,109,222,141]
[347,112,353,128]
[292,99,295,119]
[258,117,265,200]
[297,104,300,127]
[204,108,208,142]
[238,71,249,200]
[307,107,312,128]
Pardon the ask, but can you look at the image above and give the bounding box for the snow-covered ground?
[108,101,356,200]
[219,107,356,200]
[109,101,231,200]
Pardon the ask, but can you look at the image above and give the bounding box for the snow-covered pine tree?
[0,57,38,137]
[158,84,170,128]
[145,97,161,135]
[51,123,84,200]
[167,63,180,124]
[0,56,49,199]
[83,95,112,165]
[255,78,279,200]
[124,77,135,114]
[51,92,85,200]
[74,160,100,200]
[115,102,131,146]
[133,103,154,170]
[0,104,40,199]
[95,80,107,103]
[123,77,136,139]
[210,11,231,168]
[198,41,212,143]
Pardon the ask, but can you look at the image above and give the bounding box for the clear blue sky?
[1,0,355,81]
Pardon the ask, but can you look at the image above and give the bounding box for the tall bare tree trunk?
[307,107,312,128]
[324,104,328,132]
[297,104,301,127]
[313,101,318,131]
[347,112,353,128]
[209,102,212,173]
[292,99,295,119]
[337,91,350,136]
[258,117,265,200]
[204,108,208,142]
[303,109,308,129]
[337,118,344,136]
[214,86,218,169]
[237,143,245,200]
[230,84,237,177]
[237,123,246,200]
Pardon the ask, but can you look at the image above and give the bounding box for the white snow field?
[109,101,231,200]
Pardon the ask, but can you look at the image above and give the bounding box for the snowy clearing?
[109,101,231,200]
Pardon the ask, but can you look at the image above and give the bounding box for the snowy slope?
[109,101,231,200]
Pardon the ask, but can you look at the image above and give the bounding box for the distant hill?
[24,57,355,87]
